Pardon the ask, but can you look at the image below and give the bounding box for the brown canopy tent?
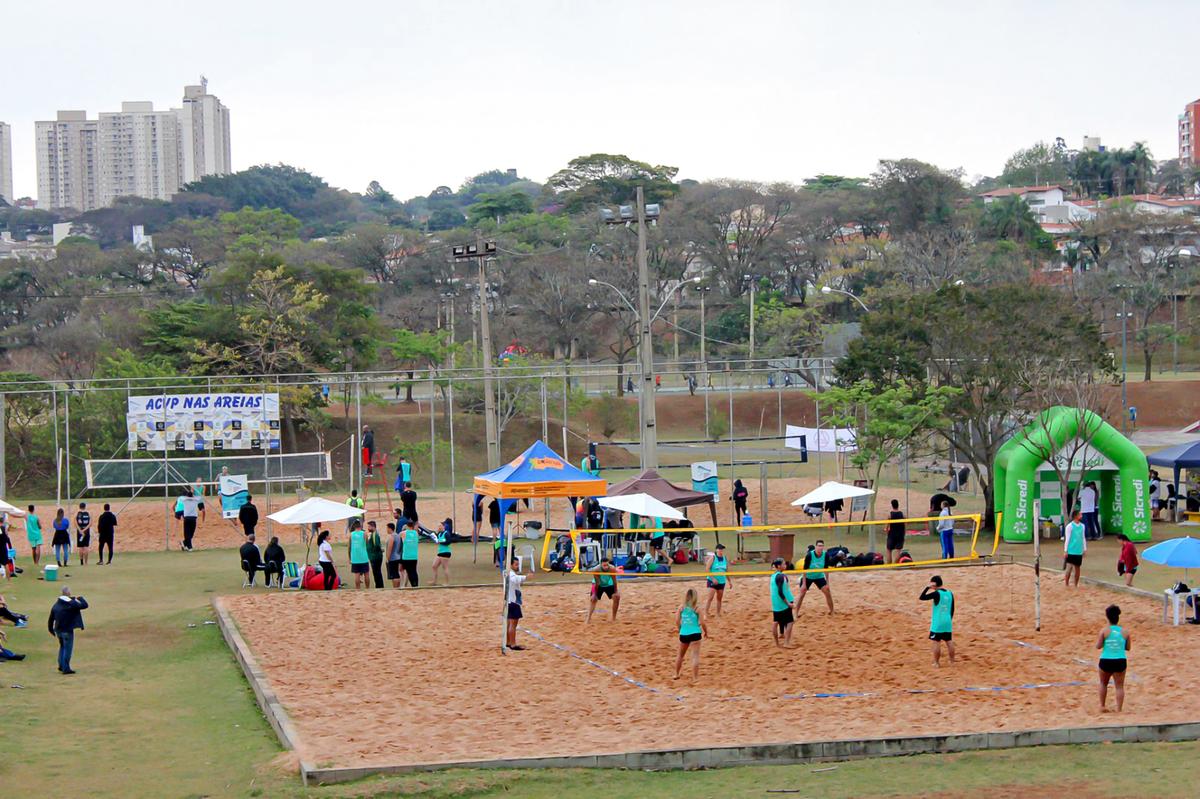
[605,468,719,527]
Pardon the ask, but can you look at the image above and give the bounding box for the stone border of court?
[210,596,320,785]
[299,721,1200,785]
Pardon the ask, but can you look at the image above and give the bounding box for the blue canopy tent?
[1147,441,1200,521]
[472,440,607,566]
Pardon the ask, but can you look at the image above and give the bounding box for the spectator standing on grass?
[179,489,201,552]
[937,500,955,559]
[1149,471,1162,521]
[96,504,117,565]
[0,520,13,579]
[1117,534,1139,587]
[51,508,71,567]
[366,520,384,589]
[1063,511,1086,587]
[400,483,419,524]
[239,495,259,538]
[385,522,404,588]
[75,503,91,566]
[886,499,906,564]
[400,520,420,588]
[47,585,88,674]
[348,520,370,589]
[505,556,529,650]
[317,530,337,590]
[25,505,43,567]
[928,493,953,538]
[1079,481,1100,540]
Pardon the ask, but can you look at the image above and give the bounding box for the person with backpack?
[1063,510,1086,587]
[673,587,709,681]
[586,556,621,623]
[794,539,834,615]
[769,558,795,648]
[919,575,955,667]
[1096,604,1130,712]
[704,543,730,617]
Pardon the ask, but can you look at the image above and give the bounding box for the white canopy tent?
[267,496,364,525]
[597,492,685,521]
[790,481,875,507]
[0,499,26,516]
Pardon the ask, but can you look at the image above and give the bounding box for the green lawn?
[2,534,1197,798]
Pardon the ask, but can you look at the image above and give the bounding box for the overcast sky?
[5,0,1197,201]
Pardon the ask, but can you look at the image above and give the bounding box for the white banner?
[785,425,857,453]
[127,393,280,452]
[219,474,250,519]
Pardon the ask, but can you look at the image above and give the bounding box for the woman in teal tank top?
[348,522,370,589]
[674,587,709,681]
[704,543,730,616]
[431,520,452,586]
[1096,604,1130,712]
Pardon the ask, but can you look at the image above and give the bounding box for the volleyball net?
[538,513,996,578]
[84,451,332,491]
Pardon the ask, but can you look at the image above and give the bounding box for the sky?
[5,0,1198,201]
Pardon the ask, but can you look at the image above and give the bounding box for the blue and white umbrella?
[1141,536,1200,581]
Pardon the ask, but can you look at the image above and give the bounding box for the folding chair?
[240,559,256,588]
[280,561,301,590]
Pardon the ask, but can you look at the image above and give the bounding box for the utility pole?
[0,393,5,498]
[635,186,657,469]
[454,242,500,469]
[745,275,756,364]
[672,293,680,366]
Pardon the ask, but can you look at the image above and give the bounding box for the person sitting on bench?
[240,534,265,586]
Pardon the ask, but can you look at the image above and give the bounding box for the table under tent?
[995,407,1151,543]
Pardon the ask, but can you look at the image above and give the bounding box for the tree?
[978,195,1054,250]
[427,206,466,231]
[0,372,54,488]
[387,329,452,403]
[153,217,226,288]
[546,154,679,213]
[996,140,1071,188]
[814,380,960,543]
[836,284,1112,530]
[870,159,965,234]
[466,189,534,226]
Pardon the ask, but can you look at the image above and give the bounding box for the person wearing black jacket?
[263,536,286,587]
[48,586,88,674]
[238,496,259,538]
[886,499,906,564]
[239,534,264,586]
[732,479,749,523]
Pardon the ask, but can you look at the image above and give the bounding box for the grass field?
[2,528,1198,797]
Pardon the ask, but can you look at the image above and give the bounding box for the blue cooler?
[742,514,753,527]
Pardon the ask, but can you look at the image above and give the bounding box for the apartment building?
[36,111,100,211]
[35,79,232,210]
[0,122,12,203]
[1180,98,1200,167]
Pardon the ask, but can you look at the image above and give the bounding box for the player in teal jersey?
[586,557,621,623]
[919,575,956,667]
[1096,604,1130,712]
[769,558,795,648]
[704,544,730,616]
[794,539,834,615]
[673,587,709,680]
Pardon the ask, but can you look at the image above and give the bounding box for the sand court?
[223,566,1200,771]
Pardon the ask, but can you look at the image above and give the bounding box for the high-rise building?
[1180,99,1200,167]
[36,111,100,211]
[98,102,182,206]
[35,79,232,210]
[175,77,232,185]
[0,122,13,204]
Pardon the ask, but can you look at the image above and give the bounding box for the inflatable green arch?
[995,406,1151,543]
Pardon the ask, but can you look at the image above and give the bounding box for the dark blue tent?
[1147,441,1200,516]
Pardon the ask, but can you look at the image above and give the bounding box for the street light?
[598,187,667,469]
[819,285,871,312]
[588,273,700,468]
[743,274,757,367]
[453,241,500,470]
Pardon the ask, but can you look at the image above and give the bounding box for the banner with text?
[127,393,281,452]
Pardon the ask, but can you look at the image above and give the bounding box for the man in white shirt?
[179,490,202,552]
[1078,481,1099,540]
[505,556,530,651]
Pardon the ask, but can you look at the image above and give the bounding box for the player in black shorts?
[587,557,621,623]
[886,499,906,564]
[795,540,834,615]
[769,558,795,647]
